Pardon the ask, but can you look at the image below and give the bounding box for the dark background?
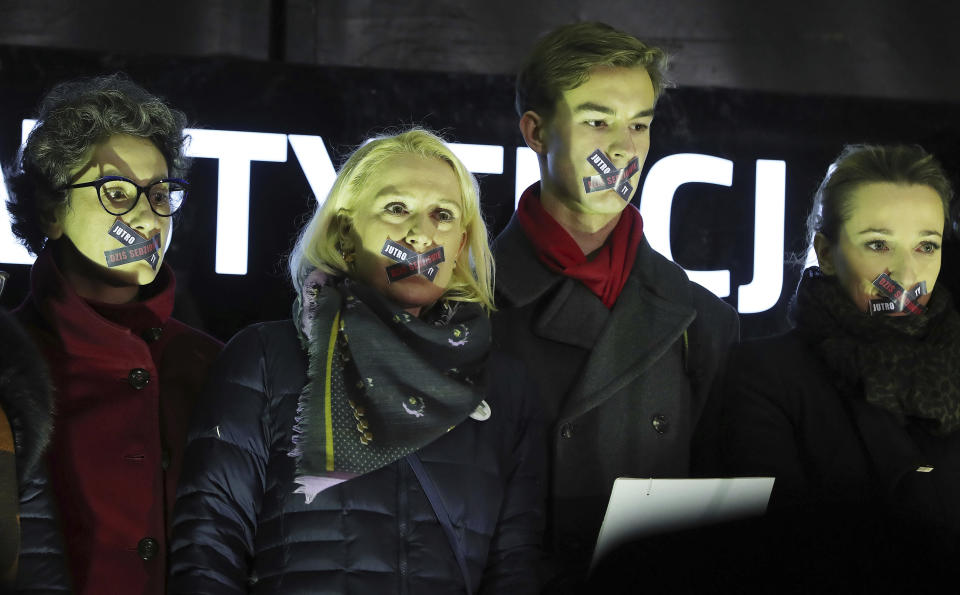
[1,2,958,342]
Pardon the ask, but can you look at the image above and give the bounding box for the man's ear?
[813,232,835,274]
[519,111,547,155]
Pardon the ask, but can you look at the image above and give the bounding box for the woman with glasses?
[4,73,222,595]
[169,128,544,594]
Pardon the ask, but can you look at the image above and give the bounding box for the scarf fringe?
[288,273,343,503]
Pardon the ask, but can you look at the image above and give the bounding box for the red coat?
[15,249,222,595]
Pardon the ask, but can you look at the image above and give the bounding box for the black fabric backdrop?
[1,45,958,341]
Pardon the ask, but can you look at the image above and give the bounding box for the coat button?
[137,537,158,561]
[128,368,151,390]
[651,414,669,434]
[142,327,163,342]
[161,448,171,471]
[560,424,573,439]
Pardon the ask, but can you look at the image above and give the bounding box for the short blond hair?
[289,128,495,311]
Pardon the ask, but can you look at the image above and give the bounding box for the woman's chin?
[381,278,445,313]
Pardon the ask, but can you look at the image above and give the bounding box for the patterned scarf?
[793,267,960,436]
[289,271,490,503]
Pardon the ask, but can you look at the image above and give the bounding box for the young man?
[5,74,222,595]
[492,22,740,581]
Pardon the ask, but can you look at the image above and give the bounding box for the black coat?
[720,329,960,589]
[169,320,544,595]
[491,215,740,569]
[722,328,960,529]
[0,308,70,593]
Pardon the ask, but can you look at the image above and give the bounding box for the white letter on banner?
[0,119,40,265]
[514,147,541,209]
[737,160,786,313]
[448,143,503,175]
[0,167,34,265]
[22,119,37,144]
[288,139,503,209]
[639,153,733,298]
[288,135,337,206]
[185,129,287,275]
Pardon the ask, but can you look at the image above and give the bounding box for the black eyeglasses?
[62,175,189,216]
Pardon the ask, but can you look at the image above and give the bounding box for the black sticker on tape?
[380,239,445,283]
[108,219,143,246]
[103,218,161,269]
[587,149,616,176]
[870,273,927,316]
[582,149,640,201]
[104,236,160,269]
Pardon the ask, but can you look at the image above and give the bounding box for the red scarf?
[516,183,643,309]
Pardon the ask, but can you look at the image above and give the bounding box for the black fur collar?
[0,308,53,477]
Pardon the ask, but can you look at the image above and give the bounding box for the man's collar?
[492,212,564,307]
[494,206,690,308]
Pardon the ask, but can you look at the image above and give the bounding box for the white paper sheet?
[591,477,775,570]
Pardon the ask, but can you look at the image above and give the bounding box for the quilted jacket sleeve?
[478,354,546,594]
[14,460,71,593]
[168,325,273,595]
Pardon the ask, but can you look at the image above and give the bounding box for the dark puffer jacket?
[0,308,70,593]
[169,320,544,594]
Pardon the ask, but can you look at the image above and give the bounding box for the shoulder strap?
[405,453,472,594]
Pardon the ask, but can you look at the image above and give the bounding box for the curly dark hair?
[4,73,189,254]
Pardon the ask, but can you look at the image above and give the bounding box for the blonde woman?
[170,129,544,594]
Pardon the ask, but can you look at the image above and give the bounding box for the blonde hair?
[289,128,495,311]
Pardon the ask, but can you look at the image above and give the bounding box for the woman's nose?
[404,214,434,248]
[125,191,161,235]
[890,254,921,290]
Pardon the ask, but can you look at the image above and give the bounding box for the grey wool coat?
[491,214,740,571]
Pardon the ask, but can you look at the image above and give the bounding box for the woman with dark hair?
[721,144,960,586]
[169,128,544,594]
[4,74,222,595]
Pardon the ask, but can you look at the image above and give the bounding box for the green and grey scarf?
[289,271,490,503]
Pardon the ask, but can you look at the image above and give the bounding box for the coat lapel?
[531,278,609,350]
[494,215,614,350]
[494,213,699,419]
[491,215,563,308]
[560,274,695,421]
